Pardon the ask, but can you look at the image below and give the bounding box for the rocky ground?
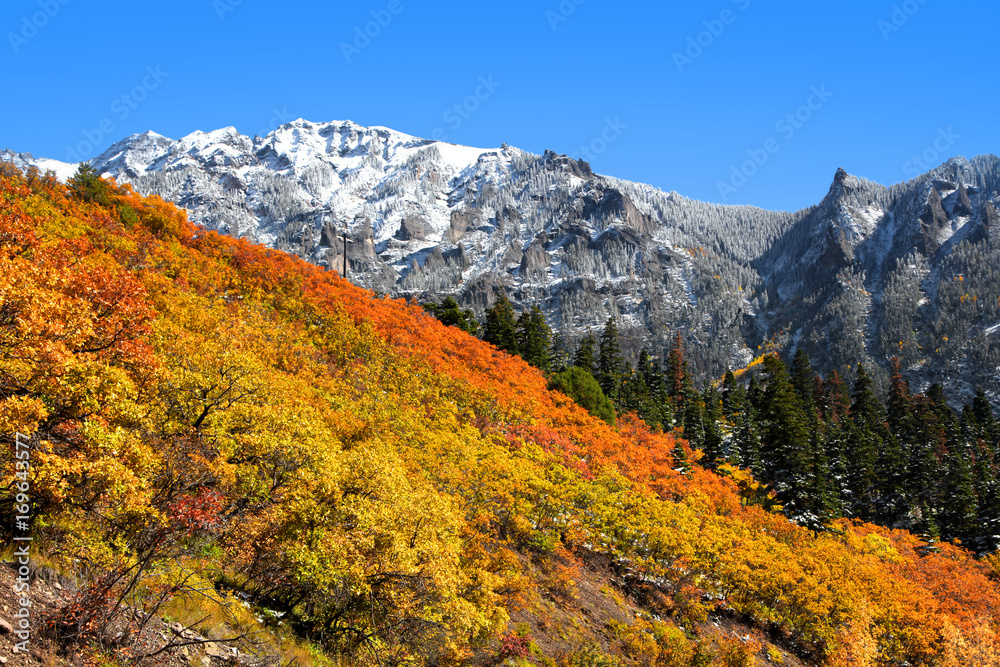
[0,560,263,667]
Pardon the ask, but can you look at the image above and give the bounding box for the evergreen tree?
[934,390,977,544]
[804,417,840,525]
[940,433,978,545]
[822,370,852,507]
[701,386,725,469]
[846,363,900,522]
[886,358,915,437]
[482,294,519,355]
[721,370,753,467]
[965,390,1000,550]
[971,388,998,444]
[422,296,479,335]
[548,366,616,425]
[790,349,816,415]
[573,332,599,377]
[516,306,552,372]
[665,333,694,417]
[549,332,571,375]
[682,391,707,453]
[759,355,812,519]
[638,349,671,428]
[598,317,626,404]
[69,164,112,206]
[743,374,765,475]
[908,394,947,538]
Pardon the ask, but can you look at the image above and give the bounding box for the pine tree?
[573,332,599,377]
[683,391,707,454]
[971,388,998,444]
[886,358,915,437]
[598,317,626,404]
[69,163,112,206]
[721,370,752,467]
[821,370,852,508]
[931,387,977,544]
[638,349,671,428]
[940,431,978,545]
[516,306,552,372]
[422,296,479,335]
[482,294,519,355]
[791,349,816,415]
[908,393,947,538]
[966,390,1000,551]
[549,332,571,375]
[804,417,840,525]
[548,366,616,425]
[701,386,725,469]
[759,355,813,519]
[846,363,900,522]
[665,333,694,417]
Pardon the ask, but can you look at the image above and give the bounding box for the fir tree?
[701,386,725,469]
[69,164,112,206]
[482,294,519,355]
[721,370,753,467]
[908,393,948,537]
[940,431,978,545]
[598,317,626,404]
[759,355,812,518]
[548,366,616,425]
[638,349,671,428]
[573,332,599,377]
[422,296,479,335]
[742,374,765,475]
[516,305,552,372]
[665,333,694,416]
[549,332,571,375]
[682,391,707,453]
[821,370,852,508]
[846,363,900,522]
[791,349,816,415]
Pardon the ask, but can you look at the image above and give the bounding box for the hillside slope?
[1,164,999,667]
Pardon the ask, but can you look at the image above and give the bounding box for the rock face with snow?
[5,121,1000,402]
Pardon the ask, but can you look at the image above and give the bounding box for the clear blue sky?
[2,0,997,211]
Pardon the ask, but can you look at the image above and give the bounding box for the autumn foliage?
[1,163,998,666]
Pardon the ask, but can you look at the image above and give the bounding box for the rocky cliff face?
[4,122,1000,402]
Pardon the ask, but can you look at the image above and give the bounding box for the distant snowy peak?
[0,148,78,181]
[93,131,175,178]
[251,118,499,179]
[86,119,501,182]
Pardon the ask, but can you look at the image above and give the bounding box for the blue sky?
[1,0,996,211]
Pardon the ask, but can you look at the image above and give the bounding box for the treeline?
[425,294,1000,553]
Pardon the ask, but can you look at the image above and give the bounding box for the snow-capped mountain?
[4,120,1000,402]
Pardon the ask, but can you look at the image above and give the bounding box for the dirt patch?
[0,560,267,667]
